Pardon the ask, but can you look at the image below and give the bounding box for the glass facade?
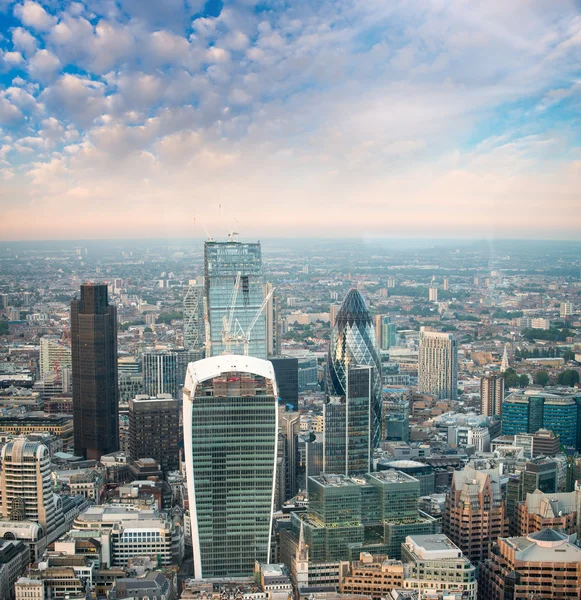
[184,357,278,578]
[327,289,382,448]
[142,349,202,400]
[204,241,267,358]
[502,393,581,448]
[291,471,437,563]
[324,366,373,475]
[183,283,205,351]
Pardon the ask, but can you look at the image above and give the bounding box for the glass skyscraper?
[183,355,278,578]
[327,289,382,448]
[204,239,267,358]
[324,365,373,475]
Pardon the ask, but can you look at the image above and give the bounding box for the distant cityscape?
[0,236,581,600]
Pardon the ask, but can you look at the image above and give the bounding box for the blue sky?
[1,0,581,240]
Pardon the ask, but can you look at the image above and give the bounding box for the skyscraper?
[129,394,179,473]
[327,289,382,448]
[375,315,397,351]
[204,239,267,358]
[418,328,458,400]
[71,283,119,459]
[142,349,201,400]
[480,374,504,417]
[265,282,281,357]
[324,365,374,475]
[270,357,299,410]
[0,438,63,534]
[183,355,279,578]
[183,283,204,351]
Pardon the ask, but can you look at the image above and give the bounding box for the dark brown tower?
[71,283,119,459]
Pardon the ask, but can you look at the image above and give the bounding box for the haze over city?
[1,0,581,240]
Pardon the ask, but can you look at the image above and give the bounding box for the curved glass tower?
[327,289,382,449]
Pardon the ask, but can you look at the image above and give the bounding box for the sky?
[0,0,581,241]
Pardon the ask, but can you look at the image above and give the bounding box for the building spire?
[501,343,510,372]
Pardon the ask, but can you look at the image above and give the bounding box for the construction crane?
[234,286,275,355]
[221,272,241,353]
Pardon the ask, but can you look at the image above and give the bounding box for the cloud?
[11,28,38,57]
[27,49,61,82]
[14,1,57,32]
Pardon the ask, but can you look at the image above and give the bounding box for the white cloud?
[14,1,57,32]
[27,49,61,83]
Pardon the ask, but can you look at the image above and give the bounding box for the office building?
[281,471,437,570]
[532,428,561,456]
[442,466,508,563]
[280,408,301,501]
[183,283,205,351]
[0,438,63,534]
[204,239,267,358]
[560,301,574,319]
[479,529,581,600]
[506,458,558,520]
[270,357,299,410]
[184,355,279,578]
[339,553,404,600]
[39,336,71,378]
[142,349,201,400]
[72,505,182,566]
[324,365,374,475]
[15,578,45,600]
[0,541,31,600]
[401,534,477,600]
[377,460,434,496]
[129,394,179,473]
[383,398,410,442]
[418,328,457,400]
[71,283,119,460]
[502,389,581,449]
[265,282,281,357]
[327,289,382,449]
[480,374,504,417]
[513,490,579,537]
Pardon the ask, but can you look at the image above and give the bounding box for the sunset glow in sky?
[1,0,581,240]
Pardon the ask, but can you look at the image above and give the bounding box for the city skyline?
[1,1,581,240]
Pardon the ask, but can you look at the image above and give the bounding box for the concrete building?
[15,577,45,600]
[428,287,438,303]
[39,336,71,378]
[418,329,457,400]
[560,301,574,319]
[442,467,508,564]
[401,534,477,600]
[0,438,63,535]
[339,553,404,600]
[0,541,30,600]
[480,374,504,418]
[479,529,581,600]
[72,505,182,567]
[129,394,179,472]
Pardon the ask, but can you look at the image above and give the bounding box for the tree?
[563,350,575,362]
[557,369,580,386]
[534,370,550,387]
[0,320,8,335]
[503,368,519,388]
[518,374,530,388]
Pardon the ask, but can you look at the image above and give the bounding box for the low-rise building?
[339,553,404,600]
[15,577,45,600]
[401,534,477,600]
[0,540,30,600]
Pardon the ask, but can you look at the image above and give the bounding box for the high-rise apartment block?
[183,355,278,578]
[479,529,581,600]
[324,365,374,475]
[428,287,438,302]
[71,283,119,460]
[480,374,504,417]
[204,239,267,358]
[129,394,179,473]
[328,289,382,449]
[375,315,397,351]
[443,466,508,564]
[183,283,204,351]
[418,328,458,400]
[560,301,574,318]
